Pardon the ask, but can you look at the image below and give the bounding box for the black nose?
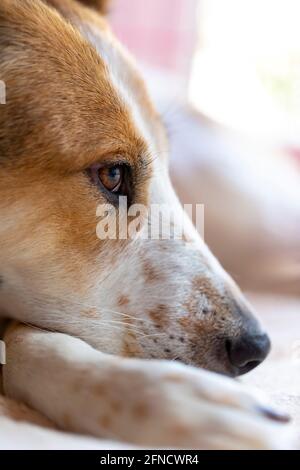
[226,333,271,375]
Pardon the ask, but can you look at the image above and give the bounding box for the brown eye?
[97,165,123,193]
[88,162,131,204]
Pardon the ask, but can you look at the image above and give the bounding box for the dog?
[0,0,292,449]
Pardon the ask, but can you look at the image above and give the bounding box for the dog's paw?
[99,360,294,449]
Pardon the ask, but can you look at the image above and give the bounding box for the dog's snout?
[226,333,271,376]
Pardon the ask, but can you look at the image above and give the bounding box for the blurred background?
[111,0,300,143]
[109,0,300,295]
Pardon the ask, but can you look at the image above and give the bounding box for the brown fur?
[142,259,163,283]
[148,304,170,328]
[117,295,130,307]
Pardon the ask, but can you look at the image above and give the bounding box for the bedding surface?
[243,294,300,446]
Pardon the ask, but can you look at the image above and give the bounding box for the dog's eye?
[98,166,123,193]
[90,164,124,194]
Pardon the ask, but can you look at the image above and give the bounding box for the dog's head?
[0,0,270,376]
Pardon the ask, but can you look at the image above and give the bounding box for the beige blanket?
[243,294,300,445]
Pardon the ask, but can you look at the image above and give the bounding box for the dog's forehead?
[46,0,168,157]
[77,22,168,157]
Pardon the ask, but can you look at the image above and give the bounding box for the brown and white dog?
[0,0,291,449]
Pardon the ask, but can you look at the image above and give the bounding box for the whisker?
[138,332,169,340]
[100,308,153,326]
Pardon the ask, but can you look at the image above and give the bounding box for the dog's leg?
[2,324,293,449]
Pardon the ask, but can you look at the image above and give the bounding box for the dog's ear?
[45,0,111,16]
[77,0,111,14]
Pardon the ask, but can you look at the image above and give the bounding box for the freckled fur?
[148,304,170,329]
[117,295,130,307]
[142,259,163,283]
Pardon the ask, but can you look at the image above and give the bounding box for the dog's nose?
[226,333,271,375]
